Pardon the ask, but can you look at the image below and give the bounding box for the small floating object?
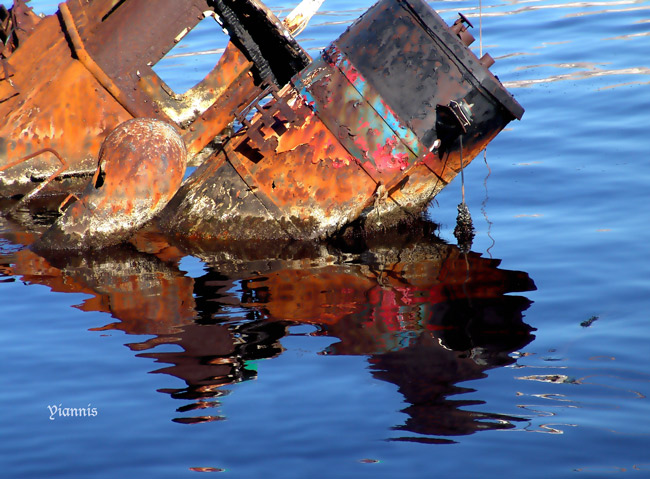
[33,118,186,251]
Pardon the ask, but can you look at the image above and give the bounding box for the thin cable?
[479,0,483,58]
[460,135,466,204]
[480,149,495,258]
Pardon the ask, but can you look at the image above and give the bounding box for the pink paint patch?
[346,68,359,83]
[353,134,369,155]
[301,95,315,109]
[372,136,410,172]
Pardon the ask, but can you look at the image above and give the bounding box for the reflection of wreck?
[1,0,523,244]
[1,211,535,434]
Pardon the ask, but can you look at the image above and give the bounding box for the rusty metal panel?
[293,55,417,183]
[159,147,294,243]
[335,0,523,144]
[226,87,380,239]
[335,0,464,146]
[400,0,523,120]
[324,44,425,158]
[0,12,132,197]
[70,0,212,118]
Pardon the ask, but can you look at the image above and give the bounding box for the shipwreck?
[0,0,523,249]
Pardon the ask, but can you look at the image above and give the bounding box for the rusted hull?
[2,0,523,246]
[159,0,523,241]
[0,9,128,196]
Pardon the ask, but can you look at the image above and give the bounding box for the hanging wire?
[454,0,485,253]
[480,149,495,258]
[479,0,483,58]
[460,135,466,204]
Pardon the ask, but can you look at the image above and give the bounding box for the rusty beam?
[0,0,310,198]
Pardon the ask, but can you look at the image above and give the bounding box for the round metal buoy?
[34,118,187,251]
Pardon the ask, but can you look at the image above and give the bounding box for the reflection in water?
[230,237,536,442]
[504,65,650,89]
[443,0,650,91]
[453,0,650,20]
[1,200,536,440]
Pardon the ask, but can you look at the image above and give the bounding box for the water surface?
[1,0,649,477]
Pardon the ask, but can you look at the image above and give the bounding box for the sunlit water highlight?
[1,0,650,477]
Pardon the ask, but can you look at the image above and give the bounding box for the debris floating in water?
[580,315,599,328]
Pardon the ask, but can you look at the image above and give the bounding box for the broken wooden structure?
[1,0,524,248]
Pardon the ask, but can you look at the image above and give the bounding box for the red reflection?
[1,207,535,439]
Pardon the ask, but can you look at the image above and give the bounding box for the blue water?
[2,0,650,477]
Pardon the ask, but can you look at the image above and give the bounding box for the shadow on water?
[0,197,536,442]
